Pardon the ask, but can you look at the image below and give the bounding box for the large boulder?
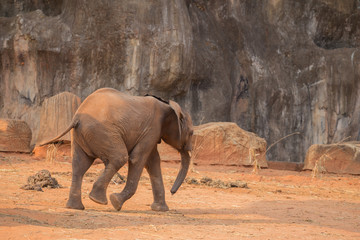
[0,119,32,153]
[36,92,81,146]
[159,122,268,168]
[303,142,360,174]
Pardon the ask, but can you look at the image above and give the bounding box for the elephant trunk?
[170,150,191,195]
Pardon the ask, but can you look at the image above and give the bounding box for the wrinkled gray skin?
[42,88,193,211]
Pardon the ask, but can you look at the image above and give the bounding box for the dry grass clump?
[249,147,261,174]
[46,143,58,163]
[311,155,328,178]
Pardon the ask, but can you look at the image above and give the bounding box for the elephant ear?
[161,100,183,150]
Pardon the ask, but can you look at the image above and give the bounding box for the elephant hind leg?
[109,159,144,211]
[67,142,94,210]
[89,152,128,205]
[109,145,154,211]
[110,140,157,211]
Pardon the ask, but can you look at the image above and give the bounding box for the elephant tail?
[39,118,80,146]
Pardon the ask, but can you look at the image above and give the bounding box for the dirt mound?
[186,176,248,189]
[21,169,61,191]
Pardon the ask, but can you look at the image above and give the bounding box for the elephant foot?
[109,193,125,211]
[66,198,85,210]
[89,190,108,205]
[151,202,169,212]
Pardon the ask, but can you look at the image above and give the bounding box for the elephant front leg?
[145,148,169,212]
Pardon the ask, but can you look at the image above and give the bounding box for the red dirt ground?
[0,152,359,240]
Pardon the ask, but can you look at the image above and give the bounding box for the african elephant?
[41,88,193,211]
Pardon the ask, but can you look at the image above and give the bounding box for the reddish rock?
[303,142,360,174]
[0,119,32,153]
[159,122,268,168]
[32,143,72,162]
[36,92,81,146]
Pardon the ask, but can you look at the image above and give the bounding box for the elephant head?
[162,100,193,194]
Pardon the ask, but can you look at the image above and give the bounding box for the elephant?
[41,88,193,211]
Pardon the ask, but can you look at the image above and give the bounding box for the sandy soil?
[0,152,359,240]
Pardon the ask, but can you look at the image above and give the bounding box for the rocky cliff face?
[1,0,359,162]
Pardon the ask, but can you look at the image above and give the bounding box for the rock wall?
[0,0,359,162]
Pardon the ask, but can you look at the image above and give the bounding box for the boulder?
[36,92,81,146]
[303,142,360,174]
[0,119,32,153]
[159,122,268,168]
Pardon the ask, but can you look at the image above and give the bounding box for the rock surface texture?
[303,142,360,175]
[36,92,80,146]
[0,119,32,152]
[192,122,268,167]
[0,0,359,162]
[158,122,268,168]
